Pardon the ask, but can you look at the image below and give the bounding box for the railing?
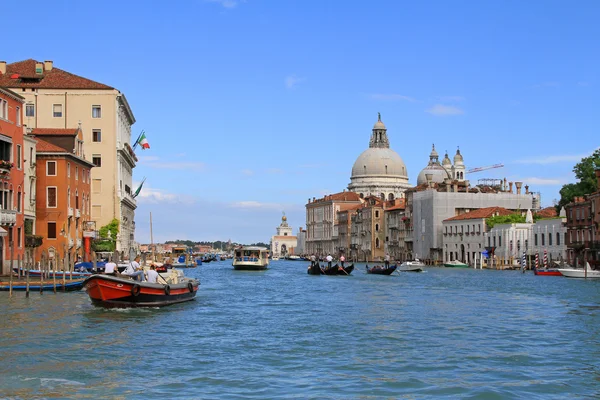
[76,209,81,218]
[0,209,17,225]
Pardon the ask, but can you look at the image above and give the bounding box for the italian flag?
[137,132,150,150]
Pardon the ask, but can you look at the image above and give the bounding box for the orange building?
[31,127,93,265]
[0,87,25,274]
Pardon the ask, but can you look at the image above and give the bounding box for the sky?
[2,0,599,244]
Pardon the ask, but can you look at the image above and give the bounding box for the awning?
[0,227,7,237]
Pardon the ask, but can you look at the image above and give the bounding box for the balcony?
[121,192,137,210]
[76,238,82,248]
[76,209,81,218]
[0,209,17,226]
[68,238,74,248]
[68,207,74,217]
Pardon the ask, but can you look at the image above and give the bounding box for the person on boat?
[384,253,390,268]
[326,254,333,268]
[145,265,159,284]
[340,254,346,268]
[104,260,118,276]
[310,254,316,267]
[123,256,145,282]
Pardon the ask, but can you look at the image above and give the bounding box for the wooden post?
[40,250,44,295]
[53,257,57,293]
[9,237,14,297]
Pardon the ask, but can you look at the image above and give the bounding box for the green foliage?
[557,149,600,211]
[25,234,43,248]
[92,239,115,252]
[486,213,541,229]
[24,219,34,235]
[99,219,119,240]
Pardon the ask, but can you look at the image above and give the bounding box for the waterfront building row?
[0,59,138,273]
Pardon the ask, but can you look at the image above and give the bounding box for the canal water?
[1,260,599,399]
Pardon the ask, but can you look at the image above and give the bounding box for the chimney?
[509,182,513,193]
[515,182,522,195]
[596,169,600,190]
[525,185,529,195]
[425,173,433,188]
[0,61,5,74]
[503,178,507,191]
[35,62,43,74]
[44,60,53,71]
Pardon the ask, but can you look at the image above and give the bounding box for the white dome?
[417,164,449,185]
[351,147,408,178]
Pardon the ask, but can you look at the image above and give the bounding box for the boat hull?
[233,263,268,270]
[399,263,424,272]
[444,262,469,268]
[0,279,85,291]
[533,268,563,276]
[558,269,600,279]
[321,264,354,275]
[13,268,91,279]
[366,265,397,275]
[83,275,199,308]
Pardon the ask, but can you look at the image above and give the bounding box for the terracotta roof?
[31,128,78,136]
[386,204,405,211]
[444,207,513,222]
[535,207,558,218]
[0,59,113,90]
[35,139,67,153]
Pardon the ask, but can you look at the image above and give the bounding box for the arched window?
[360,193,364,198]
[375,223,379,232]
[385,165,388,174]
[75,189,79,209]
[375,238,380,248]
[388,193,394,200]
[67,188,71,208]
[380,193,385,200]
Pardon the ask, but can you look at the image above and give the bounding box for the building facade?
[271,214,297,257]
[0,59,137,255]
[0,87,25,274]
[32,128,94,266]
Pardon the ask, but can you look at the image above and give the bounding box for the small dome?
[430,144,439,159]
[373,112,386,130]
[442,152,452,166]
[454,149,464,164]
[351,148,408,178]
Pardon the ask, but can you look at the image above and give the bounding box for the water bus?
[232,246,269,270]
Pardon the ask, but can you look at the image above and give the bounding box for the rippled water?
[1,261,600,399]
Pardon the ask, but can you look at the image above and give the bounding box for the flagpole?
[132,130,144,150]
[150,212,155,262]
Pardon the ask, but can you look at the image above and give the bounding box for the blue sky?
[3,0,599,244]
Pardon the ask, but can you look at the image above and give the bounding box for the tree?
[557,149,600,211]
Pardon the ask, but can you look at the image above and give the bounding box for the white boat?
[233,246,269,270]
[399,259,425,272]
[558,262,600,279]
[272,255,280,261]
[286,255,301,261]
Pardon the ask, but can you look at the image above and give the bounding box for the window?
[18,227,22,247]
[541,234,545,246]
[0,99,7,119]
[92,129,101,142]
[92,155,101,167]
[53,104,63,118]
[375,210,379,218]
[47,161,56,176]
[499,235,502,247]
[47,187,57,208]
[92,105,101,118]
[26,104,35,117]
[92,179,101,194]
[375,238,380,248]
[16,107,20,125]
[48,222,57,239]
[17,191,21,212]
[75,166,78,180]
[557,232,560,246]
[29,148,33,167]
[67,162,70,178]
[534,233,538,246]
[16,145,21,169]
[375,223,379,232]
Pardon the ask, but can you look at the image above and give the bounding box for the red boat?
[83,273,199,308]
[533,268,563,276]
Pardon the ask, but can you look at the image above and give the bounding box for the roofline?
[0,86,25,102]
[36,152,96,168]
[117,93,136,124]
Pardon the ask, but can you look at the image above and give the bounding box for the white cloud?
[241,169,254,176]
[205,0,241,8]
[285,74,305,89]
[136,187,195,204]
[368,94,417,102]
[513,154,587,165]
[426,104,464,116]
[520,177,566,186]
[229,201,284,210]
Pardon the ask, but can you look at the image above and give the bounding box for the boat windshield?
[235,250,261,262]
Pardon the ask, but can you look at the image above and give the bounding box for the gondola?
[321,263,354,275]
[307,263,321,275]
[366,264,397,275]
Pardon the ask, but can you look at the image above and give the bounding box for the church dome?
[416,144,448,185]
[351,147,408,178]
[442,151,452,166]
[454,149,464,165]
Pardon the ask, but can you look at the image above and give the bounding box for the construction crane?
[466,163,504,174]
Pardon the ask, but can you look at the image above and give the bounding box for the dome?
[351,147,408,178]
[373,120,386,130]
[442,152,452,166]
[453,149,464,165]
[417,164,449,185]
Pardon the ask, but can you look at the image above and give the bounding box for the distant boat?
[366,264,397,275]
[444,260,469,268]
[321,263,354,275]
[558,262,600,279]
[0,279,86,291]
[272,255,280,261]
[533,267,562,276]
[399,259,425,272]
[285,255,301,261]
[233,246,269,270]
[13,268,91,279]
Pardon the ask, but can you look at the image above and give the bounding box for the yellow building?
[0,59,137,256]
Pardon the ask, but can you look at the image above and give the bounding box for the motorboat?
[558,262,600,279]
[444,260,470,268]
[83,269,199,308]
[399,259,425,272]
[285,255,301,261]
[232,246,270,270]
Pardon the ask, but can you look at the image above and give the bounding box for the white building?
[271,214,297,257]
[348,114,411,200]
